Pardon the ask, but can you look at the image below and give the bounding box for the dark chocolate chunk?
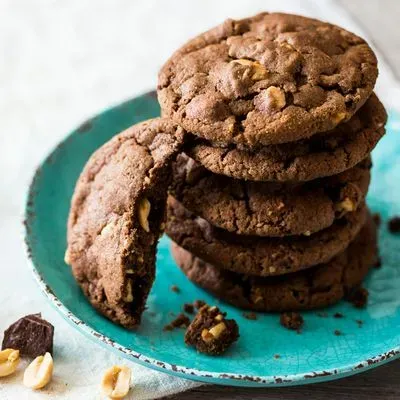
[2,314,54,358]
[333,312,344,318]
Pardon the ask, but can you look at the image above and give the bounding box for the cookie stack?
[158,13,387,311]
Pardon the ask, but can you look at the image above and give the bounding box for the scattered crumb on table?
[243,312,258,320]
[163,313,191,331]
[171,285,180,293]
[388,216,400,233]
[183,303,195,314]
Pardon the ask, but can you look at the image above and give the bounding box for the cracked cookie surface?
[171,153,370,237]
[189,93,386,181]
[172,214,377,311]
[66,118,185,328]
[166,198,367,277]
[158,12,378,148]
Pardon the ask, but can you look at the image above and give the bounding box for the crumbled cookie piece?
[280,312,304,331]
[334,330,342,336]
[374,257,382,269]
[183,303,194,314]
[170,285,180,293]
[333,312,344,319]
[185,305,239,355]
[356,319,364,327]
[274,354,281,359]
[163,313,190,331]
[193,300,206,310]
[2,314,54,358]
[388,216,400,233]
[346,287,369,308]
[243,312,258,320]
[373,213,381,227]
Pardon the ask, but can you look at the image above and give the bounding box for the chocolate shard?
[2,313,54,358]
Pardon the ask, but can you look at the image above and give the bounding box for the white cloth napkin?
[0,1,398,399]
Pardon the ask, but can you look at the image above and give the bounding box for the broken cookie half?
[65,118,186,328]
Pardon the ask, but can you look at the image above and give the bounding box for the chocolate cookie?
[66,118,185,328]
[172,215,377,311]
[188,93,386,182]
[171,153,370,237]
[166,198,367,277]
[158,12,378,148]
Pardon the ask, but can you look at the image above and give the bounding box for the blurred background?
[1,1,399,398]
[1,0,399,213]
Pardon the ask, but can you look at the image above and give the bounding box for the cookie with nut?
[185,305,239,355]
[66,118,186,328]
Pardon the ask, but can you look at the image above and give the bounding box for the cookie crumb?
[171,285,180,293]
[193,300,206,309]
[185,305,239,355]
[346,287,369,308]
[280,312,304,331]
[356,319,364,327]
[1,313,54,358]
[274,354,281,359]
[372,213,381,227]
[183,303,194,314]
[317,312,328,318]
[374,257,382,269]
[388,216,400,233]
[334,329,342,336]
[243,312,258,320]
[163,313,190,331]
[333,312,344,319]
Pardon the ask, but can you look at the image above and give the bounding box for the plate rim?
[23,92,400,387]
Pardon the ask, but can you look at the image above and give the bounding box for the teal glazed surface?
[24,92,400,387]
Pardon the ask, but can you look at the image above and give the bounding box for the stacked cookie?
[158,13,387,311]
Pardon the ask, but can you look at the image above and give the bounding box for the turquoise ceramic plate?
[24,92,400,387]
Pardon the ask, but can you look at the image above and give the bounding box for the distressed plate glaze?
[24,92,400,387]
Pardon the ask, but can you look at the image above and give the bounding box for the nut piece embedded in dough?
[208,322,227,339]
[255,86,286,114]
[232,59,269,80]
[332,111,347,124]
[101,365,131,399]
[138,197,151,232]
[336,197,355,213]
[0,349,20,377]
[23,352,53,390]
[123,280,134,303]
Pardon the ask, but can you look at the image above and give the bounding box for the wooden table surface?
[170,1,400,398]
